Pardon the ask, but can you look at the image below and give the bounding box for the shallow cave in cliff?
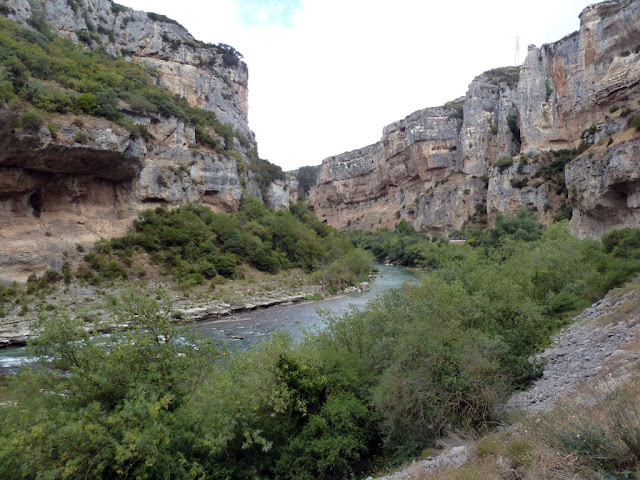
[29,191,42,217]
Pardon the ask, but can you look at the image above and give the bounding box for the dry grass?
[407,376,640,479]
[596,277,640,327]
[418,429,591,480]
[528,376,640,477]
[196,265,316,304]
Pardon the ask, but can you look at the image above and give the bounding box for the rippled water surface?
[195,264,419,349]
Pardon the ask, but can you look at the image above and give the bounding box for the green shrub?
[194,125,220,150]
[72,130,90,144]
[545,79,553,101]
[250,249,281,273]
[553,203,573,222]
[19,108,44,132]
[510,177,529,188]
[146,11,181,26]
[488,207,541,246]
[127,123,155,142]
[629,114,640,132]
[74,93,98,115]
[507,114,520,142]
[21,81,72,113]
[296,165,320,196]
[496,156,514,172]
[602,228,640,257]
[46,122,58,138]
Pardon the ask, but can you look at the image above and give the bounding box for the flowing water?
[0,264,418,374]
[194,264,418,348]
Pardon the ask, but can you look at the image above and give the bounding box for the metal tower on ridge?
[515,35,520,66]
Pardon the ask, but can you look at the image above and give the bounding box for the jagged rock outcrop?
[0,1,298,282]
[309,0,640,238]
[267,174,299,209]
[567,135,640,238]
[0,107,253,282]
[519,0,640,152]
[486,162,558,225]
[460,73,520,177]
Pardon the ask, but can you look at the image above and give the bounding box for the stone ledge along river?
[0,264,418,374]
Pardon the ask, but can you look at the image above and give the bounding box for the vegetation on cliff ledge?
[0,15,258,156]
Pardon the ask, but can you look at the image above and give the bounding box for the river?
[0,264,418,374]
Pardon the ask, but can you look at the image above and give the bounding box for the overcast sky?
[118,0,594,170]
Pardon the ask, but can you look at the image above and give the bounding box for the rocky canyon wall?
[0,1,297,283]
[309,0,640,238]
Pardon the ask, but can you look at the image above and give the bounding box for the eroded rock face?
[486,162,561,225]
[310,0,640,238]
[0,108,249,282]
[519,0,640,153]
[567,137,640,238]
[309,107,463,230]
[461,75,519,177]
[267,175,299,209]
[411,176,486,233]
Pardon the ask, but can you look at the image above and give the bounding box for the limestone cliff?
[310,106,464,231]
[3,0,251,138]
[309,0,640,238]
[0,1,298,283]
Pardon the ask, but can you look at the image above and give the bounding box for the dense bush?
[296,165,320,197]
[18,107,44,132]
[0,294,219,479]
[495,156,514,172]
[81,198,370,288]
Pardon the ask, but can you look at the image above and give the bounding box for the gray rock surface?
[486,162,556,224]
[309,0,640,238]
[309,106,464,230]
[567,137,640,238]
[461,72,520,177]
[365,446,470,480]
[508,279,640,412]
[267,175,299,209]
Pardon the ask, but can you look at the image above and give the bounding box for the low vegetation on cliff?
[0,14,286,193]
[3,211,640,479]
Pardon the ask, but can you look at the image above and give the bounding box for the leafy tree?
[0,294,218,479]
[487,207,541,246]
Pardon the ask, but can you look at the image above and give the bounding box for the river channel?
[0,264,419,374]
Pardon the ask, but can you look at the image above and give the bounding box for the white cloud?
[118,0,593,170]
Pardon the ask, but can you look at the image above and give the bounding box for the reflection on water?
[0,264,419,373]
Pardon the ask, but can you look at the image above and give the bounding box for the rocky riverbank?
[0,285,311,348]
[0,270,373,347]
